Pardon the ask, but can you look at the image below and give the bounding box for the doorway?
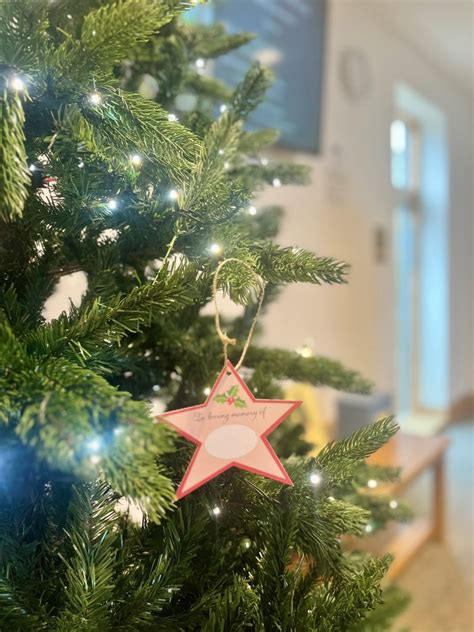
[392,84,449,419]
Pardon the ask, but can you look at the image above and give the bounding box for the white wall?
[260,0,473,409]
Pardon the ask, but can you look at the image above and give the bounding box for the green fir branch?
[243,347,372,394]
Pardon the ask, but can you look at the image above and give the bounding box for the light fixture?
[107,198,118,210]
[219,104,228,113]
[310,472,322,486]
[367,479,378,489]
[389,499,398,509]
[130,153,142,166]
[211,506,221,516]
[248,206,257,216]
[168,189,179,201]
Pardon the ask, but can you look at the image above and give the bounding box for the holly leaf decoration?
[214,394,227,404]
[234,398,247,409]
[227,385,239,397]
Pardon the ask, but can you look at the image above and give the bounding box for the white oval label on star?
[204,424,258,459]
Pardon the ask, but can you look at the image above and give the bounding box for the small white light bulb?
[297,345,312,358]
[29,164,36,172]
[367,479,378,489]
[130,153,142,166]
[87,438,102,453]
[203,387,211,396]
[223,161,230,170]
[219,104,228,113]
[195,58,205,69]
[168,189,179,201]
[107,198,118,210]
[389,499,398,509]
[168,113,178,122]
[89,92,102,106]
[248,206,257,216]
[152,384,161,393]
[10,75,26,91]
[209,243,222,256]
[113,427,125,437]
[212,506,221,516]
[218,149,225,156]
[90,455,101,465]
[272,177,282,188]
[364,523,373,533]
[261,157,269,166]
[328,496,335,502]
[310,472,322,486]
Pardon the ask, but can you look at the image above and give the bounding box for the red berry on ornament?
[227,396,235,405]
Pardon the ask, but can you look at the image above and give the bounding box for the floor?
[393,419,474,632]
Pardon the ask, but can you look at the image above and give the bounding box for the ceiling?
[372,0,474,97]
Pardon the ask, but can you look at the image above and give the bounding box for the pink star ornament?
[159,361,301,499]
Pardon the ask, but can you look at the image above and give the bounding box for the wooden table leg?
[433,454,445,541]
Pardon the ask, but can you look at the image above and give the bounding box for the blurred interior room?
[42,0,473,629]
[198,0,474,629]
[254,1,474,629]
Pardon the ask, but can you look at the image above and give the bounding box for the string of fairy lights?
[7,72,274,262]
[6,72,402,528]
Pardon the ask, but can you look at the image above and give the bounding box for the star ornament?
[159,361,301,499]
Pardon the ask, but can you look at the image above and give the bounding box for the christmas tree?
[1,1,408,629]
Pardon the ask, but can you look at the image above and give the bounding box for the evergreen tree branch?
[80,0,184,69]
[25,264,197,364]
[256,244,349,285]
[230,62,273,121]
[0,79,30,221]
[244,347,372,394]
[316,417,399,484]
[53,482,118,629]
[189,24,254,59]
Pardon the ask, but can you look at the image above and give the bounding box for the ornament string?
[212,258,266,371]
